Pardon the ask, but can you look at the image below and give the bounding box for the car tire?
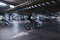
[24,23,32,30]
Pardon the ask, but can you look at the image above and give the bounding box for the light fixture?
[41,3,45,5]
[0,2,7,6]
[26,7,29,9]
[34,5,37,7]
[46,2,50,4]
[51,1,56,3]
[29,7,31,9]
[10,5,15,8]
[24,8,26,9]
[21,9,24,10]
[37,4,41,6]
[31,6,34,8]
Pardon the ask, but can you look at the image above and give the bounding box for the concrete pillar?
[5,12,9,21]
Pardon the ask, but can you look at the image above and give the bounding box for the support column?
[5,12,9,21]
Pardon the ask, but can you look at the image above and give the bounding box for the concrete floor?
[0,20,60,40]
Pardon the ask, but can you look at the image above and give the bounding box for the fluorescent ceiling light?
[10,5,15,8]
[31,6,34,8]
[37,4,41,6]
[24,8,26,10]
[26,7,29,9]
[41,3,45,5]
[29,7,31,9]
[46,2,50,4]
[34,5,37,7]
[51,1,56,3]
[0,2,7,6]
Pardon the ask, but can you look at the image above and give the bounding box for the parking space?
[0,20,60,40]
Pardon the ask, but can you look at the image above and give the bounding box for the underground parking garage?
[0,0,60,40]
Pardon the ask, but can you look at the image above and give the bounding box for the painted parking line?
[9,30,34,39]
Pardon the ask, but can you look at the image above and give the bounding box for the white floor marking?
[9,30,34,39]
[10,32,29,39]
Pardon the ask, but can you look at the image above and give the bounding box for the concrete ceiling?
[0,0,45,12]
[3,0,47,5]
[6,0,60,12]
[0,0,60,13]
[4,0,28,5]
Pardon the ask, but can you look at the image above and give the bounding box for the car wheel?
[24,23,32,30]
